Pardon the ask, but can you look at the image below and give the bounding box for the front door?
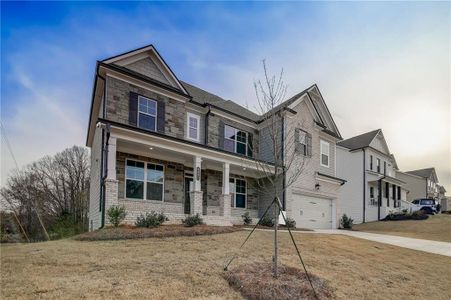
[184,176,193,214]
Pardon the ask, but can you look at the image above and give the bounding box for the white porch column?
[190,156,203,215]
[105,136,119,223]
[220,162,231,218]
[107,136,117,180]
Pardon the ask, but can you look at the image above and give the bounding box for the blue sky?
[1,1,450,190]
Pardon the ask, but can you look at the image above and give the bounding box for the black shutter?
[306,133,312,157]
[129,92,138,126]
[218,120,225,149]
[294,128,300,153]
[247,132,253,158]
[156,100,165,134]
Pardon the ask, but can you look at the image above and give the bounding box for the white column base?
[220,194,231,218]
[190,191,203,216]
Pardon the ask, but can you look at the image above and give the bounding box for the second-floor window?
[138,96,157,131]
[377,158,381,173]
[320,140,330,168]
[384,161,387,175]
[370,155,373,170]
[225,125,248,156]
[187,113,200,142]
[295,129,312,156]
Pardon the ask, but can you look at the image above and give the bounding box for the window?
[138,96,157,131]
[125,159,164,201]
[320,140,330,167]
[296,129,311,156]
[383,161,387,175]
[377,158,381,173]
[385,182,389,198]
[224,125,248,156]
[229,178,246,208]
[370,155,373,170]
[187,113,200,142]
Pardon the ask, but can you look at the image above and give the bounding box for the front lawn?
[353,213,451,242]
[2,231,451,299]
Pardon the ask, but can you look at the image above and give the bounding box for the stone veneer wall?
[106,76,185,139]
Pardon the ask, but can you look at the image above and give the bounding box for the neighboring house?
[438,186,449,212]
[336,129,408,223]
[397,168,441,202]
[86,44,345,230]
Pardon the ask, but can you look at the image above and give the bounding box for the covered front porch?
[366,172,407,221]
[103,124,273,226]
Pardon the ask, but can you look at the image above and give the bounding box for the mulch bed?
[225,263,334,300]
[74,225,241,241]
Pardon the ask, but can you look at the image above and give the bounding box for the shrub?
[182,214,204,227]
[242,212,252,225]
[135,212,168,228]
[259,214,274,227]
[285,217,296,228]
[383,210,428,221]
[340,214,354,229]
[107,205,127,227]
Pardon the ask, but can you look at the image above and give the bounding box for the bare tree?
[252,60,308,277]
[1,146,90,241]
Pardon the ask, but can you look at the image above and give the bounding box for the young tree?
[252,60,308,277]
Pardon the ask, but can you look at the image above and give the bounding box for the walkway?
[243,227,451,257]
[315,229,451,257]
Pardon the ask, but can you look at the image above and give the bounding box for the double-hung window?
[187,113,200,142]
[377,158,381,173]
[320,140,330,168]
[229,178,246,208]
[224,125,248,156]
[296,129,312,156]
[126,159,164,201]
[138,96,157,131]
[383,161,387,175]
[370,155,373,170]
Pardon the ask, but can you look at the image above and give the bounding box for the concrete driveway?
[315,229,451,257]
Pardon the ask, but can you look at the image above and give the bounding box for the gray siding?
[396,172,427,202]
[258,118,283,164]
[124,58,170,85]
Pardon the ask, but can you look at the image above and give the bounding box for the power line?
[1,121,20,169]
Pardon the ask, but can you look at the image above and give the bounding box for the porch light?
[315,183,321,191]
[243,167,246,171]
[149,147,153,150]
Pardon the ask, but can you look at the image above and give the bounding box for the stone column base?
[190,191,203,216]
[220,194,231,218]
[104,179,119,225]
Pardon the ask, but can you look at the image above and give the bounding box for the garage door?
[292,195,332,229]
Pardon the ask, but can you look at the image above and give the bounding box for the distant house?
[86,44,345,230]
[396,168,441,202]
[336,129,408,223]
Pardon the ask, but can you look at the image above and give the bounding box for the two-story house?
[336,129,408,223]
[86,44,345,230]
[396,168,441,202]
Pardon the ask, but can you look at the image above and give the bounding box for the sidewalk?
[315,229,451,257]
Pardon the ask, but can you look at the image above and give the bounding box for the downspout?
[362,148,366,223]
[204,105,211,146]
[281,115,286,211]
[97,71,108,229]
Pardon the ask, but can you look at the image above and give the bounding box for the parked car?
[411,199,437,214]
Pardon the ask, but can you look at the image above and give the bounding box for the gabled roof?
[439,185,446,193]
[337,129,380,150]
[406,168,438,181]
[102,44,189,95]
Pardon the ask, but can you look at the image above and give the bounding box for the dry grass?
[74,225,240,241]
[1,231,451,299]
[353,214,451,242]
[225,262,333,299]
